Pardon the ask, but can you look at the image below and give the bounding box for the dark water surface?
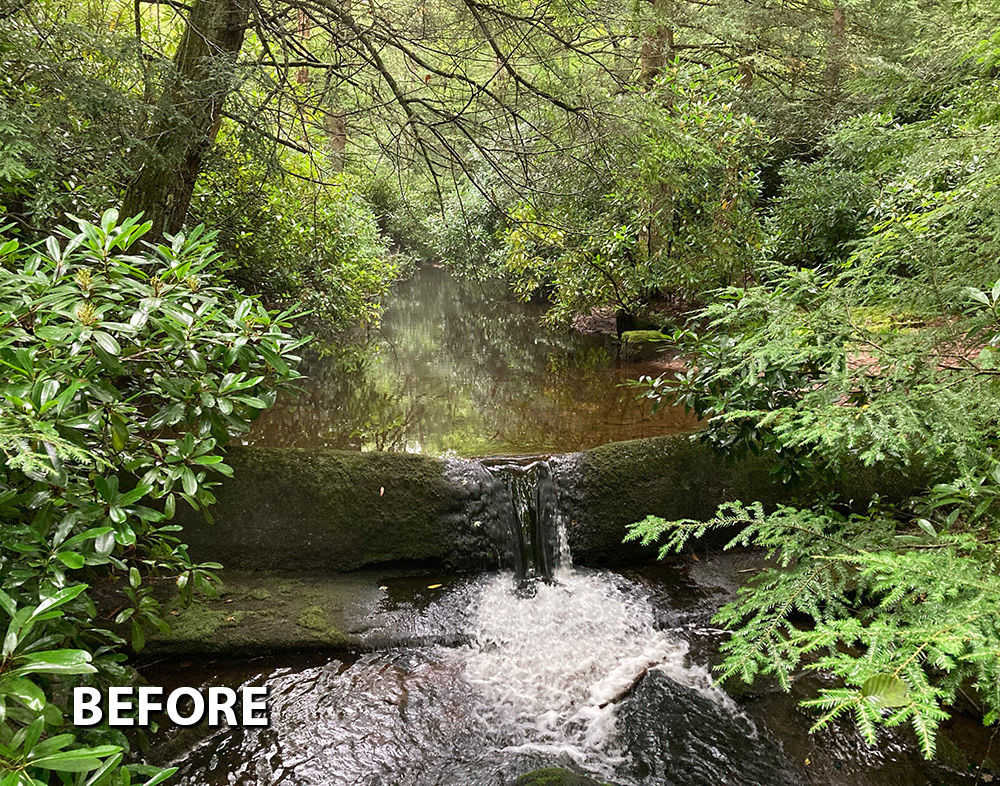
[248,266,697,456]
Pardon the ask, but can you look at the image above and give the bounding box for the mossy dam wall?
[177,436,918,574]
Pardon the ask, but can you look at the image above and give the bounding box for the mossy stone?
[148,572,363,655]
[552,434,927,565]
[513,768,614,786]
[173,438,927,575]
[175,446,493,573]
[620,330,669,361]
[296,604,330,632]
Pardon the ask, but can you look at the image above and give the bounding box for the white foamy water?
[447,569,731,776]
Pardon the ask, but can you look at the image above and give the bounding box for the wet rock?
[616,670,803,786]
[145,569,482,656]
[619,330,670,361]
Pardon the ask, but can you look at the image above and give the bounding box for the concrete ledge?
[176,447,495,573]
[148,569,462,656]
[177,437,924,574]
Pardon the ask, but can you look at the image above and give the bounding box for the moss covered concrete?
[551,436,771,563]
[554,434,926,564]
[619,330,669,361]
[149,571,385,655]
[176,446,492,573]
[175,438,927,575]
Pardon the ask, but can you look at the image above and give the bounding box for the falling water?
[478,457,571,582]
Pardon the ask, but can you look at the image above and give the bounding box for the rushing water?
[479,458,569,582]
[145,461,987,785]
[248,266,698,455]
[153,465,792,784]
[152,568,804,786]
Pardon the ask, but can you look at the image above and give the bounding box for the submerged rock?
[616,670,803,785]
[514,768,615,785]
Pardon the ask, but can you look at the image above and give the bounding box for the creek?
[248,266,697,455]
[147,271,990,784]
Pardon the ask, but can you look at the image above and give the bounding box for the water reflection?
[249,266,697,455]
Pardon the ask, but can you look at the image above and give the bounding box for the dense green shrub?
[0,212,303,784]
[190,147,402,332]
[0,7,143,233]
[767,159,875,268]
[628,21,1000,757]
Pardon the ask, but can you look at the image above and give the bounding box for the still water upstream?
[248,265,697,456]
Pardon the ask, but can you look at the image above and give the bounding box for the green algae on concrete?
[296,604,333,632]
[171,437,928,576]
[553,435,774,564]
[175,446,493,573]
[554,434,928,565]
[149,571,372,655]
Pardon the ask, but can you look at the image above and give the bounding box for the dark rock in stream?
[616,670,803,786]
[514,768,616,785]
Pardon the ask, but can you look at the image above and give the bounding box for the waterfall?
[165,455,803,786]
[479,457,571,582]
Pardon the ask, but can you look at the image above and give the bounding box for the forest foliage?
[629,0,1000,758]
[3,0,1000,779]
[0,212,305,783]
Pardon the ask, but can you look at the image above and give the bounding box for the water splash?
[164,568,759,786]
[448,570,729,776]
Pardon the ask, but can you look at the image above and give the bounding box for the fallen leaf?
[426,583,442,589]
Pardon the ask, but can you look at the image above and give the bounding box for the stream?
[147,271,992,784]
[248,266,698,455]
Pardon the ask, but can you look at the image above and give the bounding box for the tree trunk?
[325,111,347,173]
[824,1,847,100]
[640,0,674,86]
[121,0,250,239]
